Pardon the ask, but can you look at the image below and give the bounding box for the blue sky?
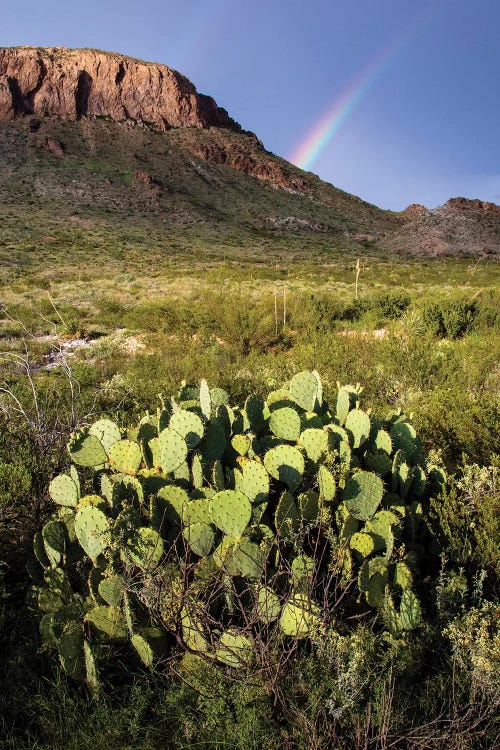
[2,0,499,210]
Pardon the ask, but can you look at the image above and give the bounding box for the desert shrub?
[412,385,500,468]
[444,602,500,700]
[289,293,365,334]
[474,288,500,329]
[123,300,210,336]
[94,297,128,328]
[431,464,499,582]
[419,295,476,339]
[362,290,412,326]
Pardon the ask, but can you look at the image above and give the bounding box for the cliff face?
[0,46,241,131]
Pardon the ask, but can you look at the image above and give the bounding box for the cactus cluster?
[33,371,445,685]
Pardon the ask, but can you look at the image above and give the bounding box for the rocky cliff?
[0,46,241,131]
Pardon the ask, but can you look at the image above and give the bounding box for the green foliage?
[431,463,500,580]
[419,294,476,339]
[0,461,31,510]
[33,369,445,686]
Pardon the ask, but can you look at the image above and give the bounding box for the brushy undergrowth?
[0,276,498,750]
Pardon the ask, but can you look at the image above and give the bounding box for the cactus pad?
[280,593,321,638]
[42,520,66,567]
[275,491,301,538]
[68,431,107,467]
[216,630,253,668]
[345,409,371,449]
[183,521,215,556]
[327,424,350,450]
[358,557,389,607]
[85,605,128,642]
[181,607,208,653]
[229,537,265,579]
[183,498,212,528]
[210,490,252,537]
[98,575,124,607]
[399,590,422,630]
[300,428,328,462]
[131,633,154,667]
[89,419,122,455]
[170,410,204,449]
[269,407,301,441]
[245,394,266,433]
[292,554,315,582]
[199,419,227,461]
[289,370,319,412]
[237,460,269,506]
[199,378,211,419]
[373,429,392,455]
[318,465,336,503]
[108,440,142,475]
[350,532,375,558]
[336,389,350,425]
[343,470,384,521]
[364,510,398,554]
[231,434,251,456]
[254,586,281,624]
[49,474,79,507]
[365,450,392,476]
[157,428,188,474]
[128,527,164,570]
[34,531,50,568]
[191,453,204,489]
[391,421,419,462]
[74,507,109,560]
[264,444,304,491]
[394,561,413,591]
[155,484,189,529]
[58,624,85,680]
[298,490,320,524]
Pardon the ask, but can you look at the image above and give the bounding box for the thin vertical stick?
[283,288,287,331]
[355,258,361,300]
[274,292,278,337]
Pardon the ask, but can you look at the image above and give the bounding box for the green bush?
[474,288,500,330]
[420,295,476,339]
[0,462,31,511]
[431,464,500,581]
[365,290,411,320]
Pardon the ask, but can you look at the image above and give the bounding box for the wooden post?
[355,258,361,300]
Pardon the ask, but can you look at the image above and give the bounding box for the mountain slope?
[0,46,498,262]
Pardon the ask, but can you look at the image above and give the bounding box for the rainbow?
[289,6,437,171]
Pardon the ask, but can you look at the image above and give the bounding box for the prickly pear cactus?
[34,370,439,681]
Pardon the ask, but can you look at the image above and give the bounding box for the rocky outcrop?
[0,46,241,132]
[402,203,429,219]
[190,140,308,192]
[387,197,500,257]
[438,197,500,215]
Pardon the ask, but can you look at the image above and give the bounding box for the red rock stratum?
[0,46,240,131]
